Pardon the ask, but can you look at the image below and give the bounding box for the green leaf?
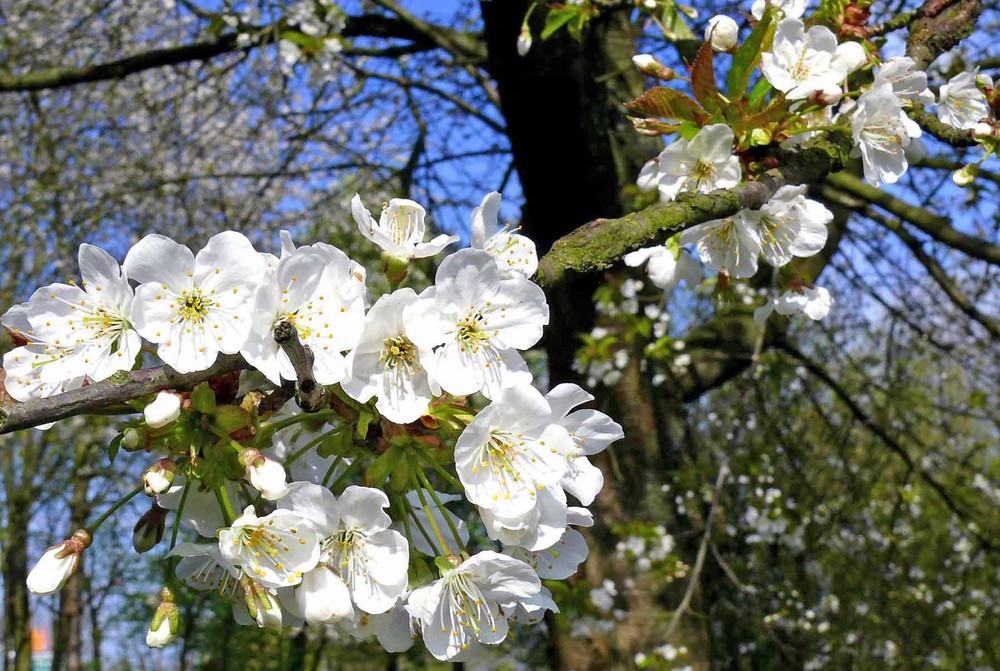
[625,87,706,124]
[678,119,701,140]
[689,40,723,113]
[214,406,249,433]
[541,8,577,40]
[726,8,776,99]
[356,407,374,440]
[365,444,402,487]
[107,434,123,463]
[434,556,457,574]
[317,427,352,459]
[748,77,773,110]
[190,382,216,415]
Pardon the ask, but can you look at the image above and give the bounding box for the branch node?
[272,321,328,413]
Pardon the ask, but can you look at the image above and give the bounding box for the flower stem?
[86,485,143,533]
[169,480,192,550]
[401,495,439,555]
[215,484,237,525]
[413,483,454,556]
[415,470,465,552]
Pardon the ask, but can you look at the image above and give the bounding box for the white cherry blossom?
[744,185,832,267]
[218,505,321,589]
[342,288,437,424]
[23,244,140,383]
[27,531,91,595]
[404,249,547,399]
[679,210,763,278]
[754,284,834,323]
[454,384,576,518]
[623,244,701,292]
[505,507,593,579]
[1,304,84,402]
[851,83,922,186]
[874,57,934,106]
[241,244,365,386]
[351,195,458,259]
[405,551,541,661]
[761,19,866,100]
[470,192,538,280]
[751,0,807,19]
[279,483,409,615]
[937,70,992,130]
[655,124,742,202]
[124,232,266,373]
[404,490,470,556]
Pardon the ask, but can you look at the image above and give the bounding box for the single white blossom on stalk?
[744,185,833,267]
[751,0,806,19]
[404,249,548,399]
[27,530,91,595]
[22,244,140,383]
[403,490,470,556]
[144,391,182,428]
[405,551,542,661]
[679,211,763,278]
[351,195,459,259]
[505,507,593,579]
[218,505,321,589]
[873,57,934,106]
[761,19,866,100]
[623,244,701,292]
[1,304,85,402]
[453,384,576,518]
[705,15,738,52]
[851,83,922,186]
[655,124,742,202]
[279,483,409,616]
[754,284,834,323]
[342,288,437,424]
[937,70,992,130]
[470,192,538,280]
[546,383,625,505]
[241,245,366,386]
[240,449,290,501]
[123,232,266,373]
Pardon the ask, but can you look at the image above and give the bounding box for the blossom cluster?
[626,0,1000,323]
[4,192,623,660]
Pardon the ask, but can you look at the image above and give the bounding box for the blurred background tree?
[1,1,999,669]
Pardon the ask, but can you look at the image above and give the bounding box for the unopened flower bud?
[808,87,843,106]
[953,164,978,186]
[26,529,91,595]
[146,587,179,648]
[705,15,739,52]
[144,392,182,429]
[517,26,532,57]
[132,503,167,553]
[143,459,177,496]
[381,253,409,285]
[241,576,283,630]
[122,428,142,451]
[631,54,675,81]
[240,449,289,501]
[973,122,997,139]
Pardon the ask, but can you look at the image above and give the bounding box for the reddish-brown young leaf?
[625,87,707,124]
[689,40,723,113]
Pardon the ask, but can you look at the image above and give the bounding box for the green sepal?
[190,382,217,415]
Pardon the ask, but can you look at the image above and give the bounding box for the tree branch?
[272,322,328,413]
[534,131,853,288]
[0,355,247,435]
[826,171,1000,266]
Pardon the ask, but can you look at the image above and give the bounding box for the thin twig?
[272,322,328,413]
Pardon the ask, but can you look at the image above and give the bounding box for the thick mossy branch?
[908,104,977,147]
[0,355,246,435]
[906,0,982,69]
[534,131,852,288]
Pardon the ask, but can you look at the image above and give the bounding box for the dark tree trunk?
[1,442,33,671]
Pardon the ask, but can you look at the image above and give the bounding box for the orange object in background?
[30,625,50,652]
